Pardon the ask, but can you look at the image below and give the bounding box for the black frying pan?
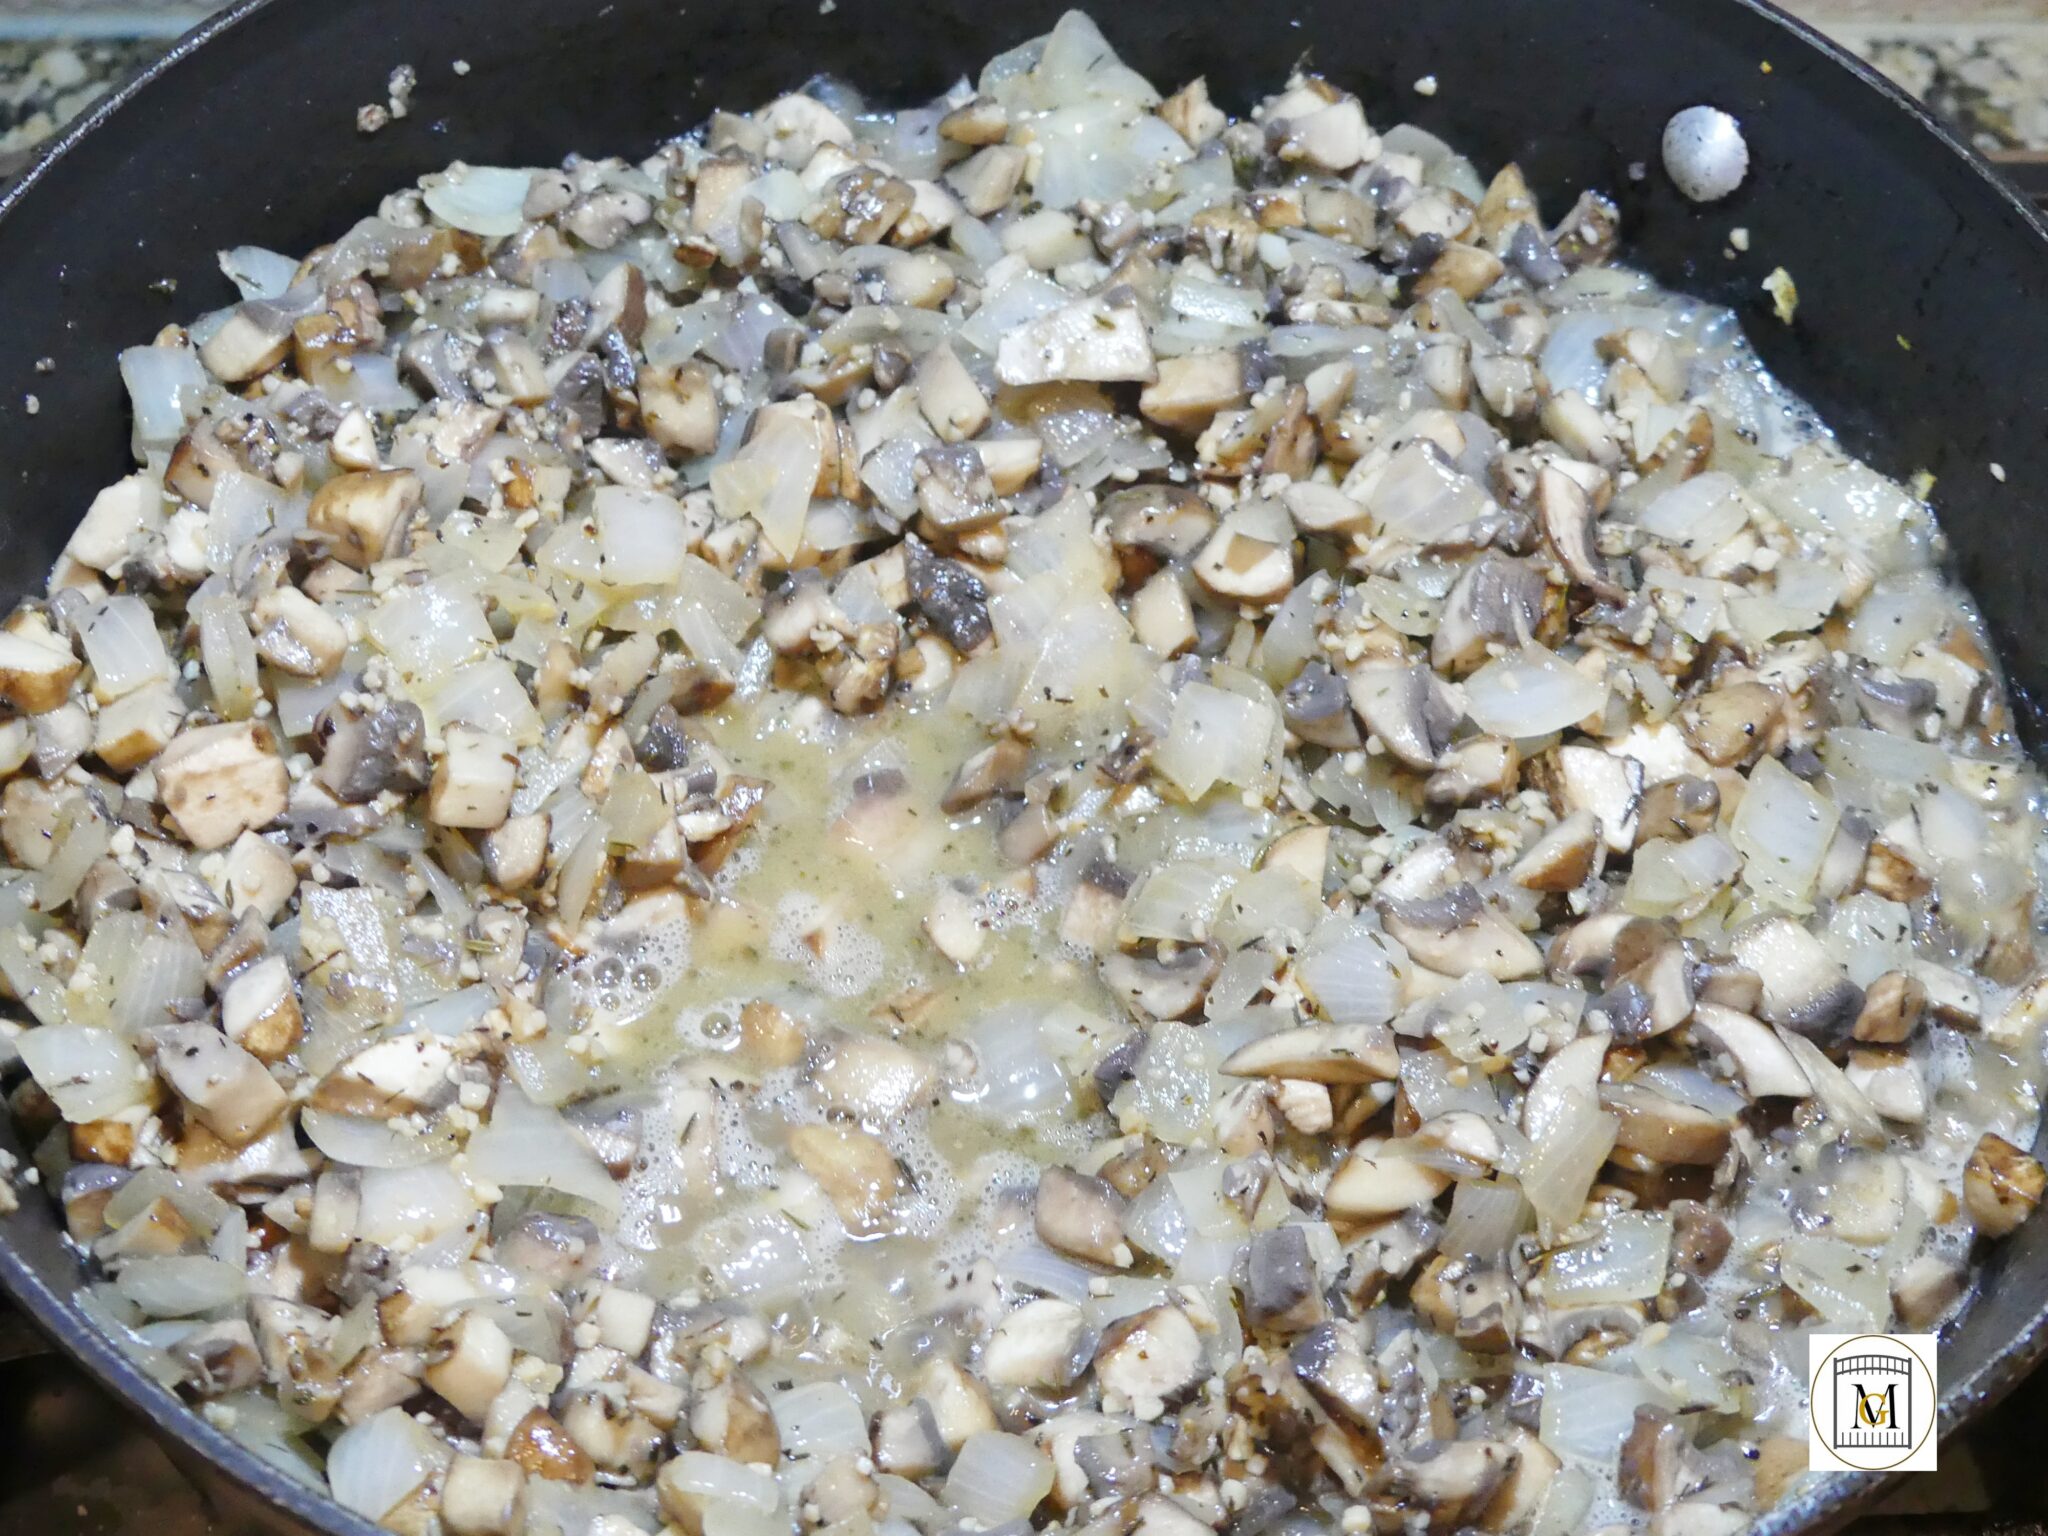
[0,0,2044,1530]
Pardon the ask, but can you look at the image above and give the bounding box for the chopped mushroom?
[1964,1132,2045,1238]
[1094,1305,1205,1419]
[156,721,288,849]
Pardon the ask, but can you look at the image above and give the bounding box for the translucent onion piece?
[465,1084,622,1215]
[1442,1178,1529,1261]
[1779,1233,1889,1327]
[420,166,535,237]
[1538,1363,1668,1466]
[17,1025,149,1122]
[944,1432,1055,1524]
[1519,1087,1618,1243]
[1294,916,1400,1027]
[327,1407,446,1520]
[113,1254,246,1318]
[1543,1212,1673,1304]
[772,1381,869,1459]
[1463,646,1609,739]
[1729,755,1838,910]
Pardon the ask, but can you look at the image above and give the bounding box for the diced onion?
[1543,1212,1673,1304]
[327,1407,446,1519]
[1779,1233,1889,1327]
[354,1161,475,1247]
[466,1084,622,1215]
[1518,1088,1617,1242]
[113,1255,246,1318]
[1538,1363,1667,1466]
[1442,1179,1529,1260]
[1463,646,1609,739]
[420,166,535,237]
[944,1433,1055,1524]
[1154,682,1277,801]
[772,1380,869,1459]
[1729,756,1837,910]
[18,1025,149,1121]
[119,345,208,451]
[1294,916,1400,1027]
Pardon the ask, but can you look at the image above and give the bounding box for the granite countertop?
[0,2,2042,1533]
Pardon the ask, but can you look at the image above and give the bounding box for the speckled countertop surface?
[0,2,2043,1533]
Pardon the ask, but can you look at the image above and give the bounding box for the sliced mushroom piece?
[788,1124,905,1235]
[1380,886,1544,981]
[982,1297,1090,1389]
[1601,1081,1734,1165]
[1425,735,1519,806]
[154,720,289,849]
[1034,1166,1131,1268]
[147,1024,289,1147]
[1689,1003,1811,1099]
[638,362,720,456]
[1889,1250,1967,1329]
[1385,1440,1520,1525]
[1617,1405,1699,1512]
[1843,1047,1928,1124]
[941,737,1029,814]
[1243,1225,1326,1332]
[1511,810,1599,892]
[0,626,83,714]
[307,469,423,569]
[1677,681,1783,768]
[1635,776,1720,847]
[1536,464,1620,598]
[1220,1023,1399,1083]
[1103,484,1218,565]
[1413,1256,1523,1353]
[871,1399,948,1480]
[1289,1320,1379,1425]
[1964,1131,2045,1238]
[313,698,430,804]
[1192,516,1296,607]
[1851,969,1926,1045]
[1730,916,1861,1037]
[1347,663,1458,771]
[913,443,1002,536]
[1140,350,1251,434]
[904,535,993,652]
[1667,1200,1731,1278]
[441,1457,527,1536]
[1282,661,1362,750]
[1433,553,1548,675]
[1324,1142,1453,1218]
[1094,1305,1205,1420]
[1538,744,1642,853]
[1101,944,1222,1021]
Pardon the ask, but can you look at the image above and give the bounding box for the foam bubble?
[769,893,886,998]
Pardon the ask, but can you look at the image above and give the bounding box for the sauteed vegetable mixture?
[2,13,2044,1534]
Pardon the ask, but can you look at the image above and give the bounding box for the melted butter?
[582,683,1123,1371]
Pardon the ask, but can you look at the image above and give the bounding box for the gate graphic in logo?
[1808,1334,1938,1473]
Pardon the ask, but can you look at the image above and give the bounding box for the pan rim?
[0,1,2041,1532]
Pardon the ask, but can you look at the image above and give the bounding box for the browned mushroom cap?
[1677,680,1784,768]
[1432,554,1547,675]
[904,536,992,653]
[1380,886,1544,981]
[1964,1131,2045,1238]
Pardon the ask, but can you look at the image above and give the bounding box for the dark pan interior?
[1,0,2045,1530]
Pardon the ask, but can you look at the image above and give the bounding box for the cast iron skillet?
[0,0,2042,1530]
